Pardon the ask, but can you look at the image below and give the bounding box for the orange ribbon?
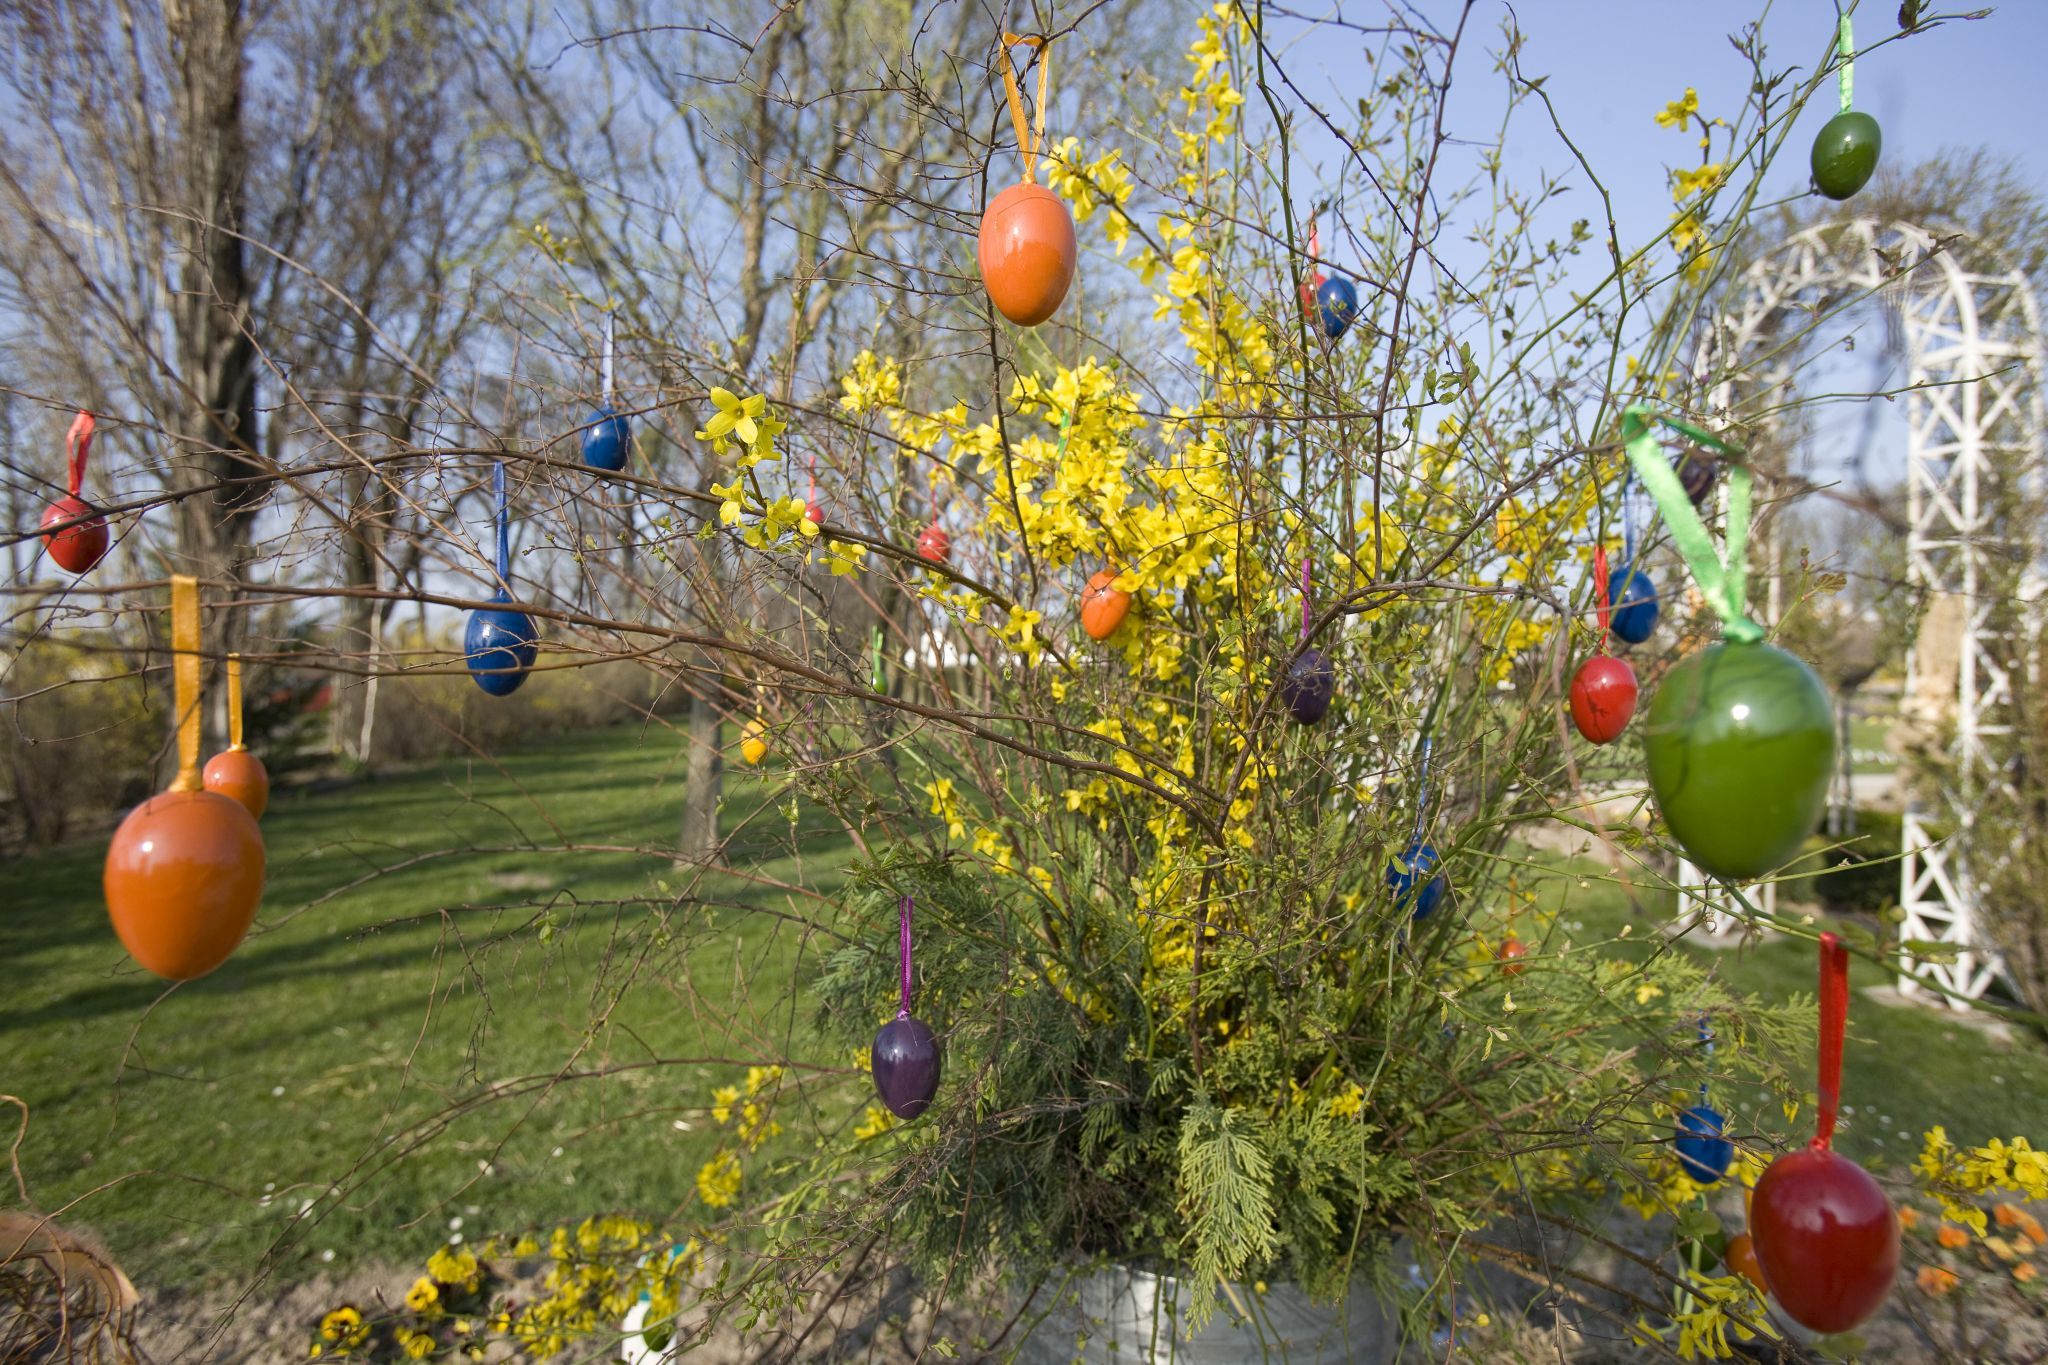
[997,33,1052,182]
[170,575,204,792]
[227,652,246,751]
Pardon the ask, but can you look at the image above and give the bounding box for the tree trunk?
[164,0,260,755]
[678,683,724,862]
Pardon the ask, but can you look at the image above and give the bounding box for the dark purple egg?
[1674,449,1719,507]
[1280,648,1335,724]
[871,1015,941,1120]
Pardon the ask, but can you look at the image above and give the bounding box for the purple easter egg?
[1281,648,1335,724]
[872,1015,941,1119]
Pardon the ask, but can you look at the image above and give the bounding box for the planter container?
[1011,1264,1397,1363]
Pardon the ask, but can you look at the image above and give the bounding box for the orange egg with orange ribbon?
[203,748,270,819]
[103,578,266,980]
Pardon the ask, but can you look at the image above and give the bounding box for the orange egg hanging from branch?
[977,34,1076,328]
[1079,569,1130,641]
[104,576,265,981]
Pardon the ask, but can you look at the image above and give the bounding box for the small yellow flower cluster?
[922,777,967,840]
[695,1150,742,1209]
[853,1104,896,1141]
[694,388,785,467]
[1914,1126,2048,1234]
[838,350,902,415]
[1040,136,1136,254]
[1641,1269,1775,1361]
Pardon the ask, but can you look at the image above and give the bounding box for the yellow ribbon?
[170,575,203,792]
[997,33,1052,182]
[227,652,245,751]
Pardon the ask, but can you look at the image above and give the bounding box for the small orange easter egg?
[1080,570,1130,641]
[203,747,270,819]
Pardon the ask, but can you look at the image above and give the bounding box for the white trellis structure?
[1693,219,2045,1002]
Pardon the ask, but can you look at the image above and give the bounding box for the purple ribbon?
[898,895,914,1018]
[1299,557,1312,641]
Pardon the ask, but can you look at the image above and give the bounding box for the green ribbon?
[1837,16,1854,115]
[871,627,886,691]
[1619,405,1760,644]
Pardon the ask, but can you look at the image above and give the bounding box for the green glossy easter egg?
[1811,111,1881,201]
[1644,641,1834,880]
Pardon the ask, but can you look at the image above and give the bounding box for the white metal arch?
[1691,219,2046,1003]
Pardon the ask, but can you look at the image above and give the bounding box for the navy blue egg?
[464,595,538,697]
[1674,1103,1733,1184]
[1280,648,1336,725]
[872,1015,941,1120]
[1607,567,1659,644]
[580,406,631,471]
[1387,841,1445,919]
[1315,277,1358,340]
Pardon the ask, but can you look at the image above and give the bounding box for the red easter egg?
[976,182,1077,327]
[1569,654,1638,744]
[103,789,265,980]
[1497,938,1528,977]
[806,498,825,525]
[1749,1146,1899,1334]
[40,495,109,574]
[203,747,271,820]
[917,524,951,565]
[1080,569,1130,641]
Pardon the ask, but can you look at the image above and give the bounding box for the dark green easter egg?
[1644,641,1834,880]
[1810,111,1881,201]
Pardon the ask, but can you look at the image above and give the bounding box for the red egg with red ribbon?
[917,523,951,566]
[41,413,109,575]
[1749,934,1900,1334]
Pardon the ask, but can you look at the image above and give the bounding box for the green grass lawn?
[10,721,2048,1299]
[1,723,861,1291]
[1522,858,2048,1173]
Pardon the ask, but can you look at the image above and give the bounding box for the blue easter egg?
[1387,840,1446,919]
[581,406,631,471]
[1315,277,1358,340]
[1674,1103,1733,1184]
[1607,566,1659,644]
[464,595,538,697]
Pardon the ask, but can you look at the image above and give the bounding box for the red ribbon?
[1813,931,1848,1150]
[65,412,95,498]
[1592,543,1611,648]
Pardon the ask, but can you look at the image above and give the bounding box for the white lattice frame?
[1694,220,2045,1004]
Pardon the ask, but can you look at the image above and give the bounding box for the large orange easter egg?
[977,182,1076,327]
[103,789,265,980]
[203,746,270,820]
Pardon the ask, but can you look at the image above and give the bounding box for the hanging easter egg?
[464,595,539,697]
[1810,111,1881,201]
[1643,640,1833,880]
[806,497,825,526]
[871,1015,941,1120]
[1386,840,1445,919]
[1080,570,1130,641]
[1279,649,1335,724]
[1750,1146,1898,1332]
[1674,449,1719,507]
[916,523,951,565]
[580,406,631,472]
[1497,938,1528,977]
[1674,1103,1734,1184]
[104,789,265,980]
[40,496,110,575]
[1568,655,1638,745]
[1723,1231,1767,1293]
[1314,277,1358,340]
[977,183,1077,328]
[740,718,768,766]
[1606,566,1658,644]
[203,748,270,820]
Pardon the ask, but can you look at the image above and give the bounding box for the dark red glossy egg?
[1569,655,1638,744]
[917,524,951,566]
[1750,1146,1899,1334]
[40,495,109,574]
